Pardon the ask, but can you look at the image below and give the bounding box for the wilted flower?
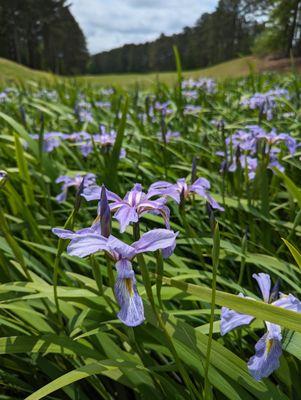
[55,173,96,203]
[221,273,301,380]
[148,178,224,211]
[52,226,177,326]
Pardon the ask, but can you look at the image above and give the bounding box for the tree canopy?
[0,0,89,74]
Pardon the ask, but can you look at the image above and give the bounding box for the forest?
[1,0,301,75]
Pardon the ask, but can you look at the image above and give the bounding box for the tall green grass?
[0,68,300,399]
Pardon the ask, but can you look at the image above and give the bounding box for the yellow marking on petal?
[125,278,134,297]
[93,215,100,224]
[266,338,273,355]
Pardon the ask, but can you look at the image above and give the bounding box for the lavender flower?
[218,125,298,179]
[221,273,301,380]
[52,225,177,326]
[240,89,289,120]
[83,183,170,233]
[157,130,180,143]
[154,101,173,116]
[148,178,224,211]
[75,100,94,123]
[182,90,198,100]
[183,105,202,115]
[30,132,66,153]
[101,88,114,96]
[182,78,217,94]
[0,92,8,103]
[55,173,96,203]
[76,126,117,157]
[95,101,111,109]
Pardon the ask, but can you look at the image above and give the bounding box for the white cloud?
[70,0,218,54]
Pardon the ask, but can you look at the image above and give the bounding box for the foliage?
[90,0,263,74]
[0,66,300,399]
[0,0,89,75]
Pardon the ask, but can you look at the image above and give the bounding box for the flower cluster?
[157,130,181,143]
[30,132,66,153]
[221,273,301,380]
[182,77,217,94]
[75,100,94,123]
[240,89,289,120]
[53,177,222,326]
[55,173,96,203]
[217,125,298,179]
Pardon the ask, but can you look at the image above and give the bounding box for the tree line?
[89,0,301,74]
[89,0,263,74]
[0,0,300,75]
[0,0,88,75]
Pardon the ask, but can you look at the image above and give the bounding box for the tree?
[0,0,89,74]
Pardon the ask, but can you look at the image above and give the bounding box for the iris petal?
[248,331,282,381]
[114,260,145,327]
[252,273,271,303]
[220,294,254,335]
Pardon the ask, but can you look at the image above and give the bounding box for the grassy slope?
[0,58,54,83]
[0,56,259,87]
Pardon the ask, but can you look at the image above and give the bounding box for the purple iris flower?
[0,92,8,103]
[101,88,114,96]
[55,173,96,203]
[76,126,118,157]
[157,130,180,143]
[218,125,298,179]
[30,132,66,153]
[82,183,170,233]
[183,90,198,100]
[67,131,90,142]
[148,178,224,211]
[182,78,217,94]
[240,89,289,120]
[52,225,177,326]
[154,101,173,116]
[95,101,111,109]
[183,105,202,115]
[75,100,94,123]
[221,273,301,381]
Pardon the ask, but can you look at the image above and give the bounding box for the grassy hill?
[0,56,298,87]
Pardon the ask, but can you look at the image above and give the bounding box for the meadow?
[0,61,301,400]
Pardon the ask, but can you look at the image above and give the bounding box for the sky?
[70,0,218,55]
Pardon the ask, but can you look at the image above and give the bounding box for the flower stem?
[133,222,200,399]
[204,222,220,400]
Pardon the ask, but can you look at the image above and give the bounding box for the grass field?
[0,56,260,85]
[0,57,301,399]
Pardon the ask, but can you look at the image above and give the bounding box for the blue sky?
[70,0,218,54]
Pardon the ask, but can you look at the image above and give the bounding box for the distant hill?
[0,56,300,87]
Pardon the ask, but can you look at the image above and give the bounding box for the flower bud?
[0,170,8,188]
[100,185,111,238]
